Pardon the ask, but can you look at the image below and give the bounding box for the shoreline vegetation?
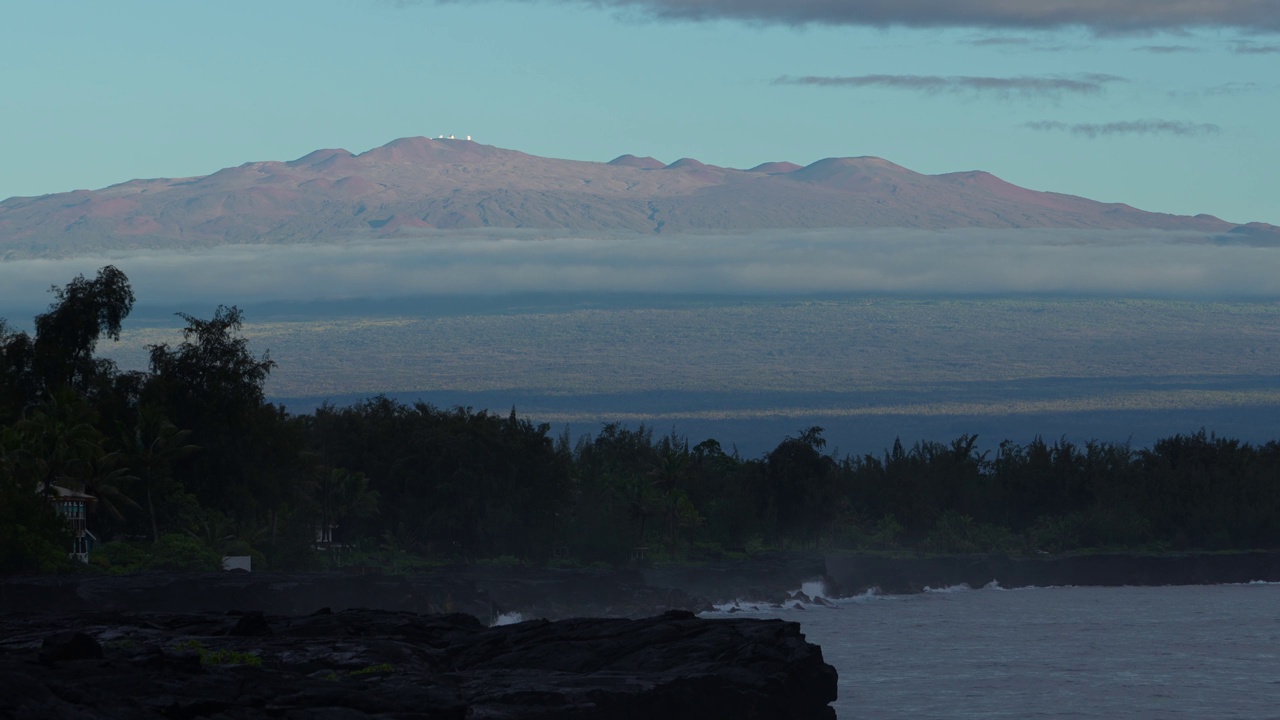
[4,267,1280,579]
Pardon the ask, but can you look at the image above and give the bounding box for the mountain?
[0,136,1273,257]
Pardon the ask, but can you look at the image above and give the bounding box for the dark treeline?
[4,268,1280,575]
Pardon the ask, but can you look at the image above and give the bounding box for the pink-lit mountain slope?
[0,136,1273,257]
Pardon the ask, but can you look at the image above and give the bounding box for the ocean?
[704,582,1280,719]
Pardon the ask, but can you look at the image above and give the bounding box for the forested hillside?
[4,268,1279,574]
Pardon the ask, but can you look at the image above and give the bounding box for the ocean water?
[704,582,1280,719]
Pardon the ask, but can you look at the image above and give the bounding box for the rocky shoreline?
[0,569,714,623]
[4,551,1277,719]
[0,607,838,719]
[4,550,1277,621]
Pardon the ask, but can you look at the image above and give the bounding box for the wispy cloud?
[1233,41,1280,53]
[1168,82,1261,100]
[1134,44,1199,53]
[774,73,1123,98]
[966,36,1032,46]
[1024,119,1222,138]
[1203,81,1260,95]
[1,229,1277,316]
[420,0,1280,34]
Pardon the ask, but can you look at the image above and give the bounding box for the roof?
[41,485,98,501]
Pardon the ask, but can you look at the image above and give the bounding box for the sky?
[1,0,1278,225]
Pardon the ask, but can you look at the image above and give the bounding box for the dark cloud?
[774,73,1123,98]
[1135,44,1199,53]
[1024,119,1222,138]
[425,0,1280,34]
[1,230,1276,311]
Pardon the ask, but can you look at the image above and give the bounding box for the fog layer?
[1,229,1276,311]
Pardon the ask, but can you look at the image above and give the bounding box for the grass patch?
[172,639,262,667]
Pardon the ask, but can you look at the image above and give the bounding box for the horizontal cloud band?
[774,73,1122,97]
[427,0,1280,33]
[1024,119,1222,137]
[1,229,1277,315]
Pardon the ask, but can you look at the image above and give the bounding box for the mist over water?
[2,228,1278,314]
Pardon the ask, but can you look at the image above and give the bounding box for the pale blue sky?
[1,0,1276,223]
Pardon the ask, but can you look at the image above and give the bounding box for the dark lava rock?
[227,610,273,637]
[0,608,837,719]
[0,572,496,620]
[0,570,712,623]
[38,631,102,663]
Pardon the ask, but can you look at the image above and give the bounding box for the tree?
[648,437,689,557]
[145,305,277,513]
[4,388,110,495]
[115,405,200,543]
[302,466,379,550]
[147,305,275,420]
[0,319,28,424]
[0,471,72,574]
[766,427,838,545]
[31,266,135,398]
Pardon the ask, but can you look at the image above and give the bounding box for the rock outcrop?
[0,572,497,620]
[0,608,838,719]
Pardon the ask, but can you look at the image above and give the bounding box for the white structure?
[222,556,252,572]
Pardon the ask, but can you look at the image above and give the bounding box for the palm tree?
[4,389,141,539]
[116,407,198,543]
[301,466,379,550]
[623,474,654,546]
[648,442,689,558]
[82,454,141,525]
[10,389,107,495]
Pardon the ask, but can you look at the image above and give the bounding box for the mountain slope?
[0,136,1271,257]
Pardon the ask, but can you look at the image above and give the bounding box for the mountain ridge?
[1,136,1274,258]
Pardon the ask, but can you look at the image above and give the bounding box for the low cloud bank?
[0,229,1277,312]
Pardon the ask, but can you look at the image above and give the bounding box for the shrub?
[99,541,149,573]
[147,534,221,572]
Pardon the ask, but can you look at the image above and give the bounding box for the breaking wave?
[490,611,525,626]
[923,583,972,594]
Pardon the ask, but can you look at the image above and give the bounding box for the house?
[315,522,343,552]
[44,485,97,563]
